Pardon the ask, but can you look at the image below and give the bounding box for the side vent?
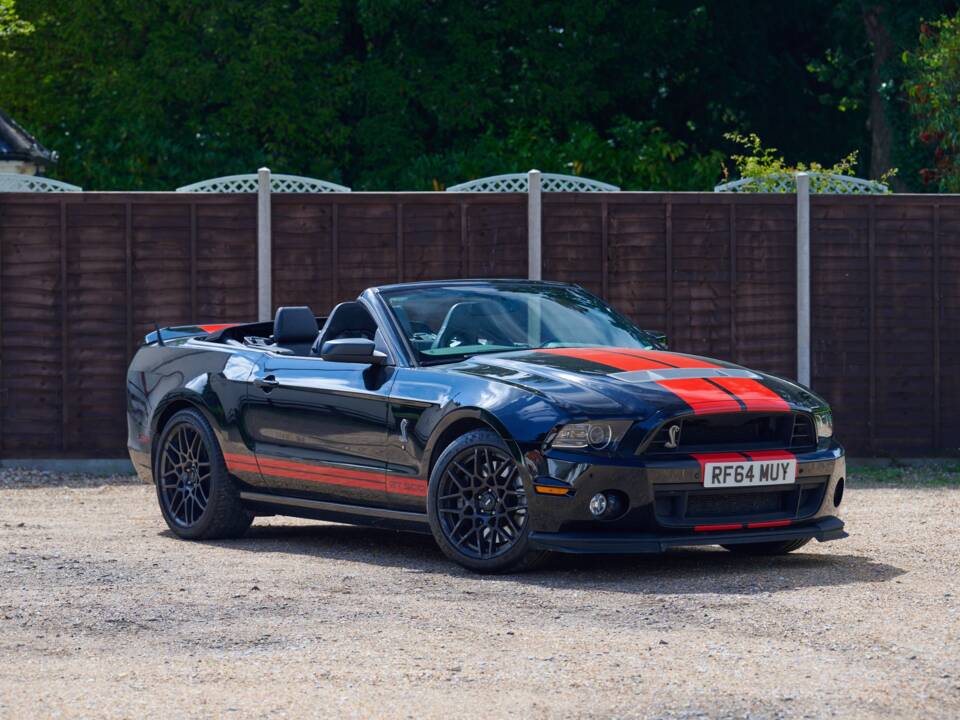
[790,414,816,449]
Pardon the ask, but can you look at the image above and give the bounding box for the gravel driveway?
[1,472,958,719]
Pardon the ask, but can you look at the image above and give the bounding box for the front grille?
[686,491,782,517]
[642,412,816,455]
[654,478,828,526]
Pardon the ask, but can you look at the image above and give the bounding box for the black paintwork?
[127,279,846,552]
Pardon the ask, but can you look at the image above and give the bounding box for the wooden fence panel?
[811,200,871,455]
[0,191,956,458]
[464,197,527,278]
[732,200,796,379]
[604,198,668,336]
[0,201,64,455]
[937,203,960,453]
[542,197,604,295]
[65,201,126,455]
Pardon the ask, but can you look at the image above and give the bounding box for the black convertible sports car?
[126,279,846,572]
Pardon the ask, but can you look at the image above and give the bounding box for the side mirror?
[650,331,668,349]
[320,338,387,365]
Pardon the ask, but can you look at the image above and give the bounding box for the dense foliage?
[906,13,960,191]
[0,1,956,191]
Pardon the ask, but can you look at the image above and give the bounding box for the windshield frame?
[374,280,660,367]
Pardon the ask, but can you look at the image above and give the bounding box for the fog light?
[834,477,844,507]
[589,493,608,517]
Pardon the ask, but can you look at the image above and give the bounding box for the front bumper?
[523,441,846,549]
[530,515,846,554]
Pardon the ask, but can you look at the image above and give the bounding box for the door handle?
[254,375,280,391]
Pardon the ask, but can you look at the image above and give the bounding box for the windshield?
[380,282,656,364]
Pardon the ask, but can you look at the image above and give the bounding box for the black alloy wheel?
[159,422,211,527]
[154,408,252,540]
[427,429,546,573]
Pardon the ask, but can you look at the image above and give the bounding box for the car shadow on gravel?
[194,522,906,595]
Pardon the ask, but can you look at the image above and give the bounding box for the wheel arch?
[150,394,220,475]
[424,408,521,479]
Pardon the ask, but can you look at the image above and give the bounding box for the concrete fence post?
[796,172,811,386]
[527,169,542,281]
[257,167,272,322]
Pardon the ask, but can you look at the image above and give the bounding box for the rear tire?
[427,429,547,573]
[722,538,811,555]
[154,408,253,540]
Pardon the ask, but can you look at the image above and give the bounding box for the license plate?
[703,458,796,488]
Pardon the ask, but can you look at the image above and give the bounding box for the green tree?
[809,1,958,190]
[0,1,940,191]
[905,12,960,191]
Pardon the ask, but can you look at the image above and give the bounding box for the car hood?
[446,347,826,419]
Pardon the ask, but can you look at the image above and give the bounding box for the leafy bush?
[721,132,894,193]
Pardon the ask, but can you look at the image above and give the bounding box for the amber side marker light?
[534,485,571,496]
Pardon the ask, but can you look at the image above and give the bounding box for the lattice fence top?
[714,173,888,194]
[0,173,81,192]
[446,172,619,193]
[177,173,350,193]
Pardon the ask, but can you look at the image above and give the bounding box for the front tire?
[427,429,546,573]
[722,538,811,555]
[154,408,253,540]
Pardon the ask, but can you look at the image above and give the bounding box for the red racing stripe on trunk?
[198,323,238,333]
[708,377,790,412]
[656,378,742,414]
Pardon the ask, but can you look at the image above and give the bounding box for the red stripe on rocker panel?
[256,460,383,490]
[386,476,428,497]
[535,348,673,371]
[224,452,399,492]
[255,456,384,482]
[708,377,790,412]
[656,378,742,414]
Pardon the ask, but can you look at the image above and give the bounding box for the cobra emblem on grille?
[664,424,682,449]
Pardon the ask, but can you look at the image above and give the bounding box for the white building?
[0,108,56,176]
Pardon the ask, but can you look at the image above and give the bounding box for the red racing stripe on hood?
[708,377,790,412]
[535,347,674,370]
[656,378,742,414]
[613,349,721,369]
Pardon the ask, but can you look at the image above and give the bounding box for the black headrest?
[273,306,318,343]
[314,301,378,352]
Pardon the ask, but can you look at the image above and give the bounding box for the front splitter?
[528,516,846,554]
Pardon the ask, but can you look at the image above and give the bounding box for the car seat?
[272,306,319,355]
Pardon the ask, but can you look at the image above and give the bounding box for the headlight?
[814,409,833,439]
[549,422,628,450]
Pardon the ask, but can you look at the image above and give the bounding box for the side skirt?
[239,491,430,533]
